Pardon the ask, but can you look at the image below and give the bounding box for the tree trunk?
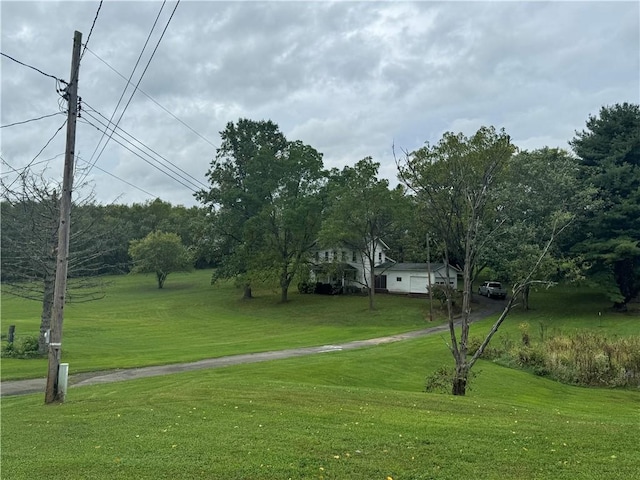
[243,283,253,299]
[522,284,530,310]
[280,267,290,303]
[157,271,167,289]
[368,257,376,310]
[452,364,468,396]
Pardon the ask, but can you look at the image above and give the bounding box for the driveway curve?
[1,296,506,397]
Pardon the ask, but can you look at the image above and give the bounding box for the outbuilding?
[374,262,462,295]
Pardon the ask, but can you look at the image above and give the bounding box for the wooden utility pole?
[45,30,82,404]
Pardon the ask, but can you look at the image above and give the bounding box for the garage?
[410,276,429,294]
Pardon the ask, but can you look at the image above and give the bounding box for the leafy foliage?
[128,231,193,288]
[569,103,640,309]
[399,126,517,395]
[320,157,408,309]
[196,119,326,302]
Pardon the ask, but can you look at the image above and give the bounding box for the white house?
[373,262,462,295]
[310,240,461,295]
[310,239,390,289]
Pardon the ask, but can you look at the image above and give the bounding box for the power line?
[79,0,170,184]
[80,0,104,62]
[79,114,200,194]
[0,153,65,179]
[75,155,157,199]
[4,120,68,190]
[0,52,66,84]
[1,112,65,129]
[82,101,207,189]
[84,46,217,150]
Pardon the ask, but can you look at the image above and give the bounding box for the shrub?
[467,336,505,360]
[297,281,315,294]
[1,335,41,359]
[425,366,477,394]
[425,366,455,394]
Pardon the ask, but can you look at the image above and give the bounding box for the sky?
[1,1,638,207]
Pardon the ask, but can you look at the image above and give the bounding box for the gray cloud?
[1,1,638,206]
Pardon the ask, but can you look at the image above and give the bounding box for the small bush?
[1,335,41,359]
[425,366,477,394]
[297,281,315,294]
[425,366,455,394]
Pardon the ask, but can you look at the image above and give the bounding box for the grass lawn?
[2,332,639,479]
[2,273,638,479]
[1,269,441,381]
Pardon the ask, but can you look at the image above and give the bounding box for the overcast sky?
[1,1,638,207]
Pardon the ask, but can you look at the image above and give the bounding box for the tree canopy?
[321,157,407,310]
[128,231,193,289]
[569,103,640,309]
[196,119,326,301]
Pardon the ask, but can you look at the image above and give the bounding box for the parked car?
[478,281,507,299]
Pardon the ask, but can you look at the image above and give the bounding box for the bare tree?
[2,171,111,354]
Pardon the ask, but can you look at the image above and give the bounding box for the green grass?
[2,274,638,479]
[1,270,441,380]
[2,334,639,479]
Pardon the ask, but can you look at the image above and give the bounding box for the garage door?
[410,276,429,294]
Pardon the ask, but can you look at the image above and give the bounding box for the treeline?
[1,196,210,282]
[2,103,638,314]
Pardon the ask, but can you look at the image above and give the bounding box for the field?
[1,271,639,479]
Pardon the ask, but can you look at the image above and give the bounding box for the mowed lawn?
[2,273,639,479]
[1,269,441,381]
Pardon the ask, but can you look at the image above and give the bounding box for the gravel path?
[1,296,505,397]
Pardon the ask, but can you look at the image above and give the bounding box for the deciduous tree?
[400,127,529,396]
[321,157,406,310]
[1,172,109,354]
[196,119,326,302]
[196,119,288,298]
[128,231,193,288]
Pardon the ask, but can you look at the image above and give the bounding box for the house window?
[333,250,337,260]
[396,277,402,282]
[352,251,357,262]
[378,252,382,261]
[341,251,346,261]
[324,251,329,261]
[314,251,319,261]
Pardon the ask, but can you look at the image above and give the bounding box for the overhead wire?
[84,46,217,150]
[81,100,207,190]
[3,120,68,190]
[79,112,200,194]
[80,0,104,63]
[75,155,157,199]
[0,153,65,180]
[1,112,65,129]
[78,0,170,185]
[0,51,67,85]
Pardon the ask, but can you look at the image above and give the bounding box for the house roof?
[376,262,461,273]
[311,262,358,272]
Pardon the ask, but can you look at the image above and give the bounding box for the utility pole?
[45,30,82,404]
